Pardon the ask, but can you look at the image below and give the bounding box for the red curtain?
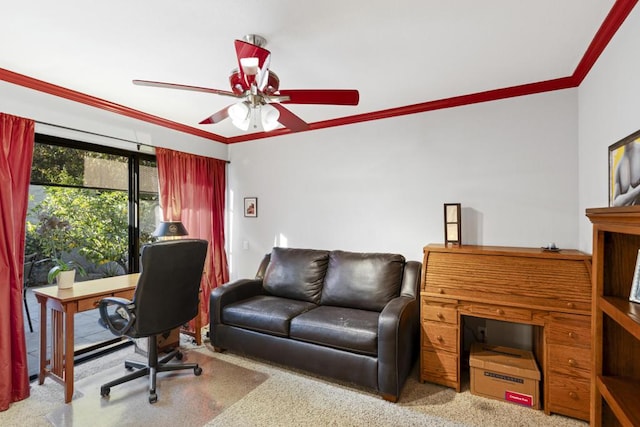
[156,148,229,324]
[0,113,35,411]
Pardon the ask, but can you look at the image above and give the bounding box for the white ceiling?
[1,1,616,141]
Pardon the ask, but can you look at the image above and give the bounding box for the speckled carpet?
[3,335,588,427]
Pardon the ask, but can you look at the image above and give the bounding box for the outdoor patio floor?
[22,284,117,379]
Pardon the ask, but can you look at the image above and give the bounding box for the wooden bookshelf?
[587,206,640,426]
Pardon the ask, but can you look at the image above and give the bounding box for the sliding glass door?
[23,134,158,378]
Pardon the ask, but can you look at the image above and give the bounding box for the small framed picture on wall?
[244,197,258,218]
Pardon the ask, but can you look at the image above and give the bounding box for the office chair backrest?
[132,239,208,336]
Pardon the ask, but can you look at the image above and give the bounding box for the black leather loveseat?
[209,247,421,402]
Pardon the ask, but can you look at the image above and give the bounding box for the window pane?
[140,158,159,194]
[83,156,128,191]
[26,185,129,280]
[31,143,129,191]
[26,140,159,280]
[140,158,160,246]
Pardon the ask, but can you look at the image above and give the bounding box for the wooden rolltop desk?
[419,244,592,421]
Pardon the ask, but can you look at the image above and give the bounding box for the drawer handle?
[567,302,575,309]
[436,335,444,342]
[496,308,505,315]
[568,391,577,399]
[568,358,576,367]
[93,300,101,307]
[568,331,576,339]
[438,288,444,294]
[437,312,444,320]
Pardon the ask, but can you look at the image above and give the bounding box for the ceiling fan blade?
[271,103,309,132]
[133,79,241,99]
[278,89,359,106]
[199,106,231,125]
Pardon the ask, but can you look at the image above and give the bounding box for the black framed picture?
[631,249,640,304]
[244,197,257,217]
[444,203,461,246]
[609,129,640,207]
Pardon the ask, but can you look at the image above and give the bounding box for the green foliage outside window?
[25,141,159,282]
[27,187,129,273]
[31,143,102,186]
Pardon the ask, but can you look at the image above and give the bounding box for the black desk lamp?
[153,221,188,239]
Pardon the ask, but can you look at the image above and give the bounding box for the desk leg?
[64,305,76,403]
[36,295,47,385]
[43,301,77,403]
[181,289,203,345]
[50,309,64,379]
[182,310,202,345]
[192,310,202,345]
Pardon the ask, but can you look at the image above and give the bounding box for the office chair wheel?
[175,351,183,360]
[149,392,158,404]
[100,386,110,397]
[194,366,202,376]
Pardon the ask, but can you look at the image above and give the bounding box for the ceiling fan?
[133,34,360,133]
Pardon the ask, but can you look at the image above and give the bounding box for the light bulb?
[228,102,250,131]
[240,57,259,76]
[261,104,280,131]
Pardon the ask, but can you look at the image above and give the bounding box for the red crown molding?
[0,68,228,143]
[227,77,577,144]
[1,1,637,144]
[229,1,637,144]
[573,0,638,84]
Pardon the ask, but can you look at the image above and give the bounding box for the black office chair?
[98,239,208,403]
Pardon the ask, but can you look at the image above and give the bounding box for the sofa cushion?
[222,295,317,337]
[263,247,329,304]
[320,251,405,311]
[290,306,379,356]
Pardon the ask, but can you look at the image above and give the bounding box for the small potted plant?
[48,258,86,289]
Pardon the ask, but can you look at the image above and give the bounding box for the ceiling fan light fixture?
[240,57,259,76]
[261,104,280,131]
[134,35,358,134]
[228,102,251,130]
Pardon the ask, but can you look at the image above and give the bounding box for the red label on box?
[505,391,533,406]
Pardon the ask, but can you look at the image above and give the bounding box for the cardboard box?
[135,327,180,354]
[469,343,541,409]
[157,327,180,351]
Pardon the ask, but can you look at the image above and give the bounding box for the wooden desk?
[419,244,592,421]
[34,274,139,402]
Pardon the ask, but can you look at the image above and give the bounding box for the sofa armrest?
[377,294,419,401]
[209,278,265,325]
[400,260,422,298]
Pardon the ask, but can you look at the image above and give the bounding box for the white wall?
[9,3,638,271]
[0,80,228,160]
[2,7,636,352]
[577,5,640,253]
[228,89,578,279]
